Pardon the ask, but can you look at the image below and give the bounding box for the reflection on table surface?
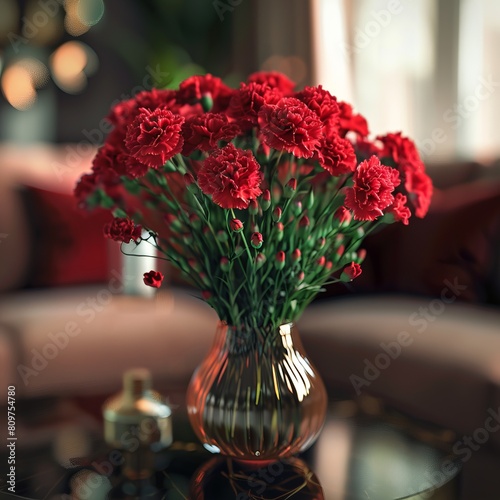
[0,395,461,499]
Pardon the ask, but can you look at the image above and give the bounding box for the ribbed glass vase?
[186,321,327,462]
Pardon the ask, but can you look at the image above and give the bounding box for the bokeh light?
[50,41,98,94]
[1,58,49,110]
[64,0,105,36]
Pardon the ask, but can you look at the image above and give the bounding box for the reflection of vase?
[190,456,324,499]
[186,321,327,461]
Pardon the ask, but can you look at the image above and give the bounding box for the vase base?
[230,457,284,468]
[190,456,324,499]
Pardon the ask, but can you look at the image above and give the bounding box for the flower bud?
[202,290,212,300]
[249,199,259,215]
[184,173,196,191]
[188,258,200,272]
[298,215,310,228]
[230,218,244,232]
[200,93,213,112]
[220,257,230,272]
[199,272,210,285]
[165,214,183,232]
[298,215,310,236]
[251,232,263,249]
[189,213,201,228]
[334,206,352,226]
[293,201,302,216]
[326,261,333,271]
[216,230,228,242]
[317,256,326,267]
[284,178,297,197]
[261,189,271,211]
[340,262,362,282]
[292,248,301,262]
[297,271,305,283]
[272,185,282,203]
[336,244,345,256]
[317,237,326,249]
[255,252,266,270]
[275,222,284,242]
[272,207,282,222]
[275,251,286,270]
[357,249,367,263]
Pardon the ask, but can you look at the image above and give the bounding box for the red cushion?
[22,185,112,287]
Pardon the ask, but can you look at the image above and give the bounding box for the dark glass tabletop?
[0,391,462,499]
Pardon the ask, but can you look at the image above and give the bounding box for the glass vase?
[186,321,327,462]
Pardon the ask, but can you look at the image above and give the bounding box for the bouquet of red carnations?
[75,71,432,333]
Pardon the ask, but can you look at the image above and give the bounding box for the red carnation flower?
[107,89,179,137]
[296,85,340,136]
[315,136,357,175]
[181,113,240,156]
[125,107,184,168]
[405,169,433,218]
[94,145,149,180]
[344,156,397,221]
[247,71,296,95]
[355,138,383,159]
[341,262,362,281]
[258,97,324,159]
[334,206,352,225]
[106,98,138,135]
[177,74,233,112]
[74,173,97,205]
[135,88,177,111]
[92,141,128,178]
[198,144,263,209]
[377,133,432,217]
[104,218,142,243]
[387,193,411,225]
[228,82,282,129]
[338,101,369,138]
[121,153,149,178]
[377,132,423,173]
[143,270,164,288]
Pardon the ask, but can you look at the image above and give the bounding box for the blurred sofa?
[1,143,500,447]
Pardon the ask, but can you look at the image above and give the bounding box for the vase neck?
[215,321,296,355]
